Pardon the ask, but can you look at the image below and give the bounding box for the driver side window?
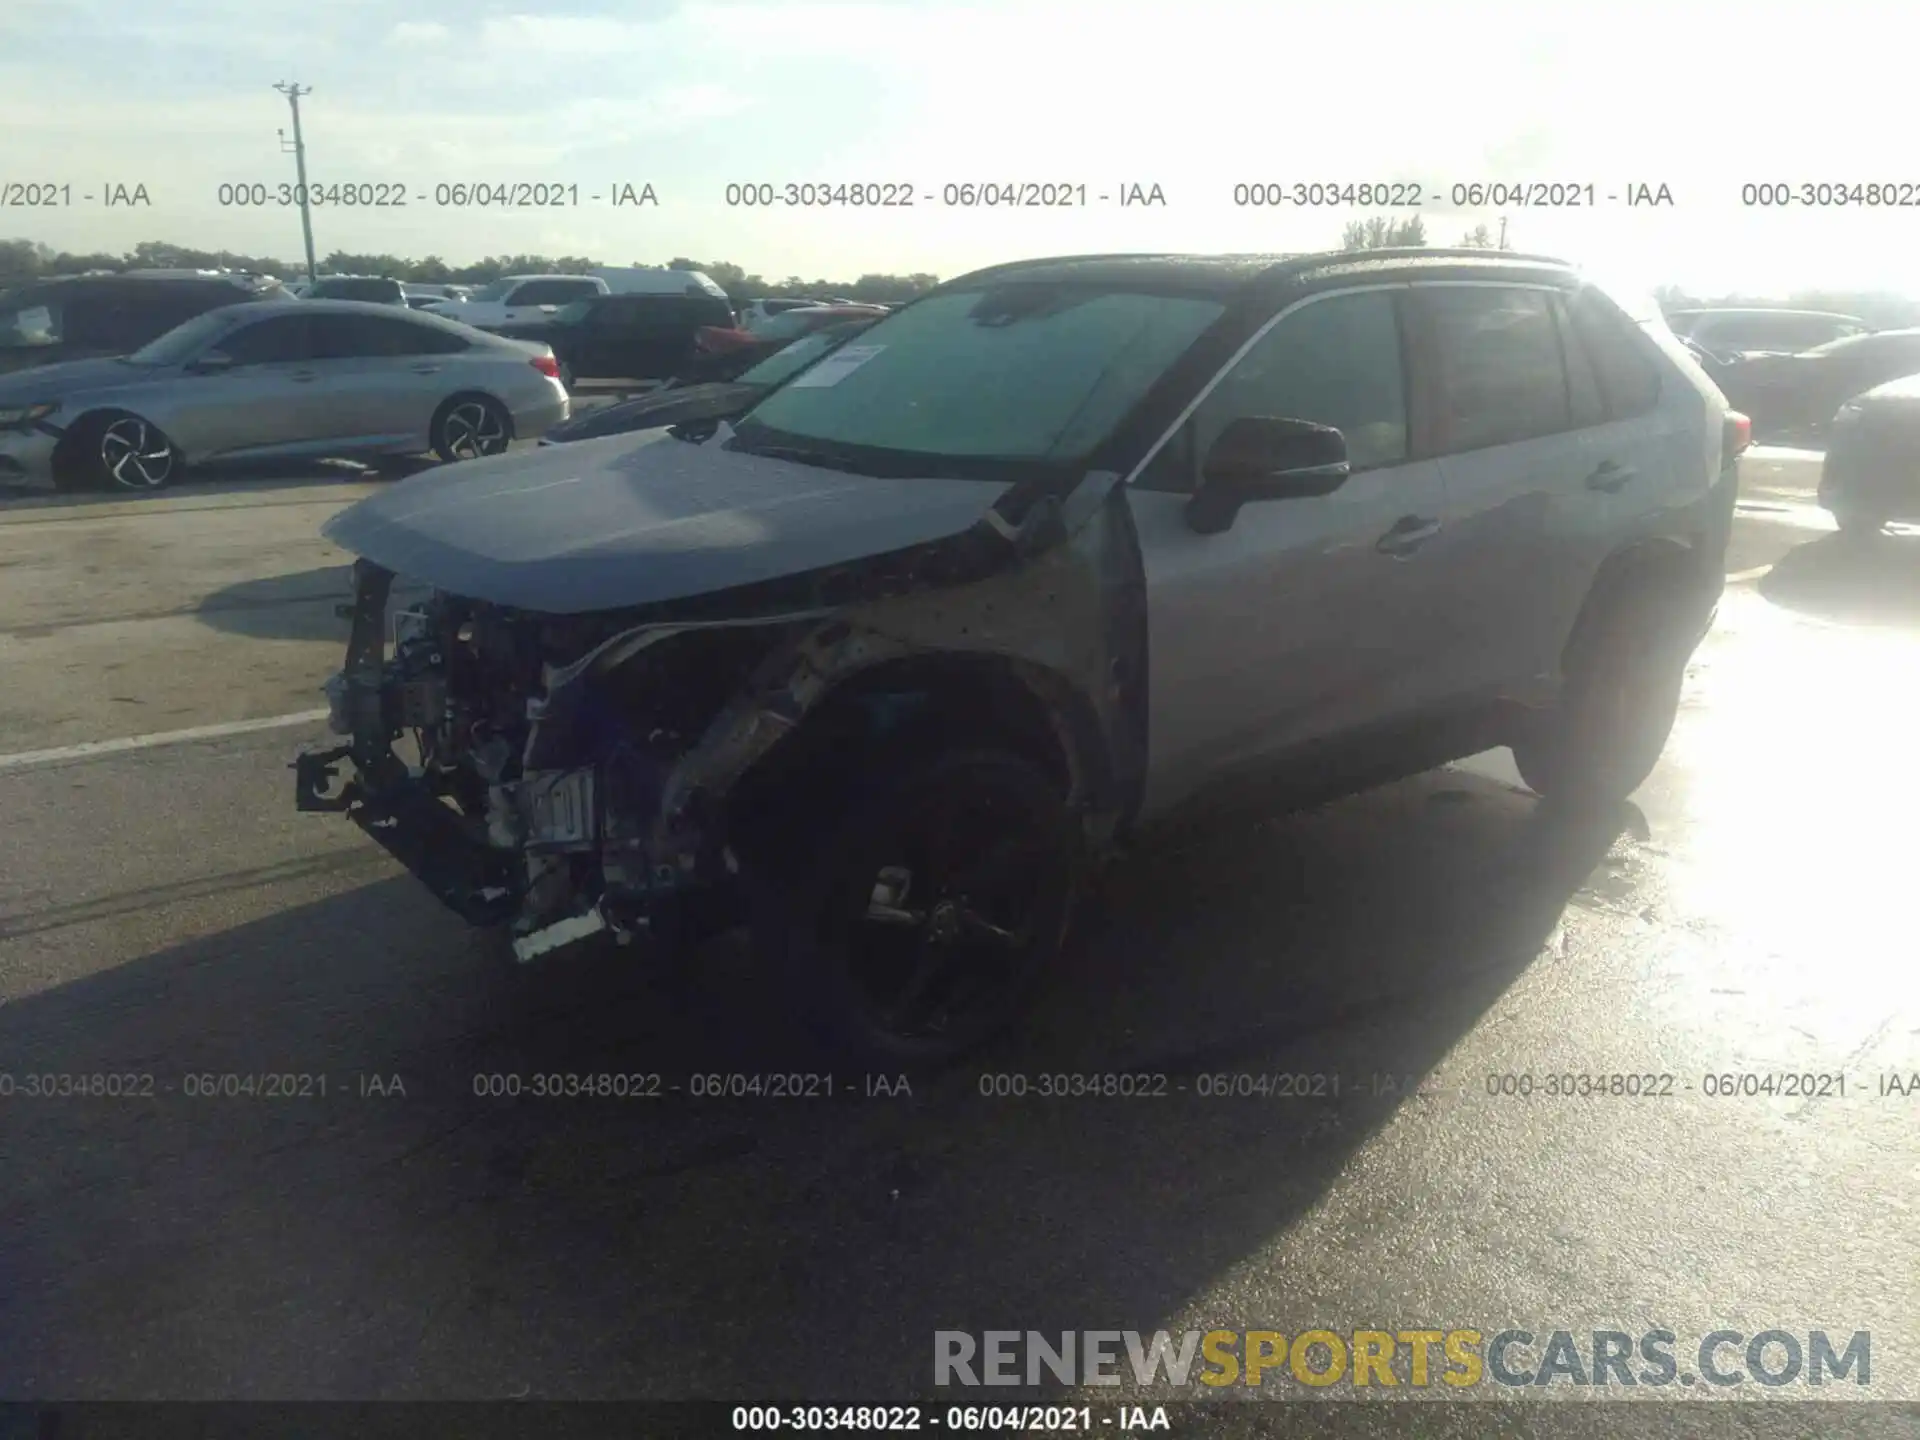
[220,314,314,365]
[1140,290,1409,492]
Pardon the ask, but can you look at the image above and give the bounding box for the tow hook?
[292,745,356,812]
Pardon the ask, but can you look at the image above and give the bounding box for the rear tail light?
[1723,410,1751,465]
[530,354,560,379]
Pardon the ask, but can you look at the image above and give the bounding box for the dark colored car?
[0,271,288,375]
[306,276,407,305]
[1819,375,1920,536]
[1666,307,1872,359]
[1715,328,1920,438]
[538,317,880,445]
[525,293,737,389]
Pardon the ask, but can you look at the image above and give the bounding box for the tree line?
[0,238,941,304]
[14,228,1909,324]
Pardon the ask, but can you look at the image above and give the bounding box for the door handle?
[410,364,442,374]
[1586,460,1637,492]
[1375,515,1442,556]
[288,371,318,383]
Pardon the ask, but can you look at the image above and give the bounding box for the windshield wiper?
[734,440,868,474]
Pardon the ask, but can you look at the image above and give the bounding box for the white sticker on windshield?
[13,306,53,336]
[787,344,885,388]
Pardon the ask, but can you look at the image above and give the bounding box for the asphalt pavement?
[0,446,1916,1415]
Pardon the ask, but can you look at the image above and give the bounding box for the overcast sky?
[3,0,1914,295]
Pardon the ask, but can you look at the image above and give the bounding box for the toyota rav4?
[294,248,1746,1065]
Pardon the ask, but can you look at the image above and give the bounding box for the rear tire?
[1512,590,1693,808]
[746,748,1081,1069]
[431,395,512,462]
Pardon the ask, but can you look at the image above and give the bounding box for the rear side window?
[510,279,600,305]
[1553,296,1607,430]
[311,313,466,357]
[0,294,62,349]
[126,288,223,340]
[1421,286,1570,452]
[1567,287,1662,419]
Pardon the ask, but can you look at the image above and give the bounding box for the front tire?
[431,395,512,463]
[66,413,181,492]
[1512,592,1692,808]
[1832,508,1887,539]
[747,749,1081,1068]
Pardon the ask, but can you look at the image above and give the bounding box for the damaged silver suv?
[295,249,1746,1064]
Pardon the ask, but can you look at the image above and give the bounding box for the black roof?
[945,248,1576,300]
[18,270,275,291]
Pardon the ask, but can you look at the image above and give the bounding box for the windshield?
[735,285,1224,468]
[0,295,61,350]
[128,309,236,365]
[554,300,593,324]
[467,280,514,303]
[738,323,875,385]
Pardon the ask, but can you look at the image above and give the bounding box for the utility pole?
[274,82,318,284]
[1498,214,1510,251]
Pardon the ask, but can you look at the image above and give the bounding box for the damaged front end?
[293,473,1147,967]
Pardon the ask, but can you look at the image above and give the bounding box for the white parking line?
[0,709,331,772]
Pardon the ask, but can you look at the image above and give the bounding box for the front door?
[1127,285,1452,818]
[168,310,322,458]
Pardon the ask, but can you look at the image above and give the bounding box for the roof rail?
[1319,246,1572,264]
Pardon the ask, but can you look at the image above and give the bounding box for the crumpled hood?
[323,430,1015,614]
[0,356,147,400]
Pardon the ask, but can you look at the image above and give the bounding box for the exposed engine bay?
[293,472,1147,965]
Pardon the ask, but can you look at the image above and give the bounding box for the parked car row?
[0,261,903,490]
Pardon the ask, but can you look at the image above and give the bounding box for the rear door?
[306,311,473,446]
[1129,285,1452,814]
[1558,284,1692,556]
[1408,282,1596,703]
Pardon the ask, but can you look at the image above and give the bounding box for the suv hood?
[323,430,1015,615]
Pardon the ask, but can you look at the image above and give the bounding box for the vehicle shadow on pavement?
[0,769,1631,1400]
[195,567,431,641]
[0,463,402,513]
[1757,530,1920,627]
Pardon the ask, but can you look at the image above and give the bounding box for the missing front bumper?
[293,746,524,927]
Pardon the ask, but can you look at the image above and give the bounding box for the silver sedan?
[0,299,569,492]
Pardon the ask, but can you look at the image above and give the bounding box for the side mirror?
[1186,416,1350,534]
[188,351,235,374]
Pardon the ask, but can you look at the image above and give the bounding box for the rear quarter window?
[1567,287,1663,419]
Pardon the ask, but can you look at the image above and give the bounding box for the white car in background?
[427,269,730,333]
[422,275,610,332]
